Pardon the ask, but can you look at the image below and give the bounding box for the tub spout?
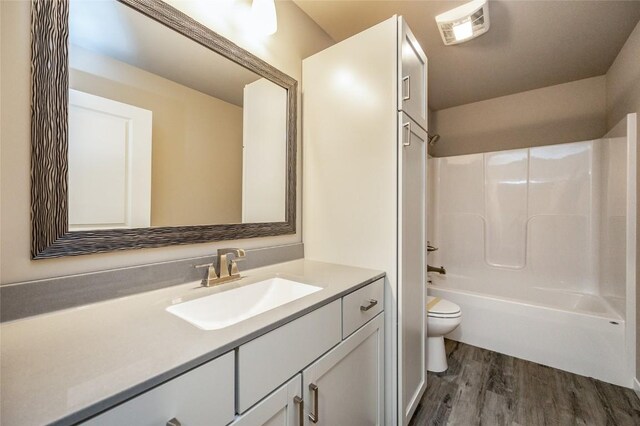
[428,265,446,275]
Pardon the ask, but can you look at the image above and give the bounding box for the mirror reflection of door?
[68,0,288,229]
[68,90,152,231]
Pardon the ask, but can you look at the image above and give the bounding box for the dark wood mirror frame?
[30,0,297,259]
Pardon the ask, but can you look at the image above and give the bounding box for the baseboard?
[634,378,640,401]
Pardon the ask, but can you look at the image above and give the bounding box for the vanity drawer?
[237,300,341,413]
[82,351,235,426]
[342,278,384,338]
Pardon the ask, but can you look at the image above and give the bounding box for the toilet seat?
[427,296,461,318]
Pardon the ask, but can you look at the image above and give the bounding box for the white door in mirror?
[68,89,152,231]
[166,278,322,330]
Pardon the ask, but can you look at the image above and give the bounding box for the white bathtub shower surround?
[427,113,637,387]
[430,141,602,290]
[428,273,627,386]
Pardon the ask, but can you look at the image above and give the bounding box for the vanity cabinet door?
[81,351,234,426]
[302,313,384,426]
[237,300,341,413]
[232,375,303,426]
[398,17,427,130]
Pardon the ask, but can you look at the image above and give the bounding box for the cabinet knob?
[308,383,319,423]
[166,418,181,426]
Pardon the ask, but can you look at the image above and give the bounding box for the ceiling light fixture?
[435,0,490,46]
[251,0,277,36]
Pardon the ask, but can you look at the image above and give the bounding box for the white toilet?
[427,296,462,372]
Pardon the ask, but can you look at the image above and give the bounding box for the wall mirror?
[31,0,297,258]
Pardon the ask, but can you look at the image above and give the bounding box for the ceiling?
[293,0,640,110]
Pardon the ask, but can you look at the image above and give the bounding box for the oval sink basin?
[166,278,323,330]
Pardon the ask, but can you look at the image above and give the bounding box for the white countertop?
[0,259,384,426]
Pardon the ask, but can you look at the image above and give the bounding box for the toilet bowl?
[427,296,462,373]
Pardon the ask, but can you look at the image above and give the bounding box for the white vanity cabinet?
[302,313,384,426]
[82,351,235,426]
[80,279,384,426]
[236,279,385,426]
[232,375,303,426]
[237,301,342,412]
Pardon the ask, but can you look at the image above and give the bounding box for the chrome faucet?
[427,265,446,275]
[196,248,246,287]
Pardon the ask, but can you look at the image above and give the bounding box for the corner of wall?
[606,20,640,130]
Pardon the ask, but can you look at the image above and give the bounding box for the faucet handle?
[195,262,218,284]
[229,259,242,276]
[233,250,246,262]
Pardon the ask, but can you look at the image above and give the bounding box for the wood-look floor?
[409,340,640,426]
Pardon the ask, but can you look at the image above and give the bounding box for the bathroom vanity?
[0,260,385,425]
[11,0,425,425]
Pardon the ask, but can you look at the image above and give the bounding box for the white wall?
[302,17,400,425]
[0,0,334,284]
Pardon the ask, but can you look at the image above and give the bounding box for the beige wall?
[70,46,244,227]
[606,21,640,130]
[605,20,640,385]
[0,0,334,284]
[430,76,607,157]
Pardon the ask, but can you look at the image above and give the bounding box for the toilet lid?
[427,296,461,317]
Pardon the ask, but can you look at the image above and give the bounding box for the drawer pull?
[166,418,181,426]
[360,299,378,311]
[294,396,304,426]
[402,75,411,100]
[308,383,319,423]
[402,122,412,147]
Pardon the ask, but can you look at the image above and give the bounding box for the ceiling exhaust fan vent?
[436,0,490,46]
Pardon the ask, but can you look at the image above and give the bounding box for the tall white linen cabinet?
[303,16,428,426]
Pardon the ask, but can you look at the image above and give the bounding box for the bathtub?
[428,273,629,387]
